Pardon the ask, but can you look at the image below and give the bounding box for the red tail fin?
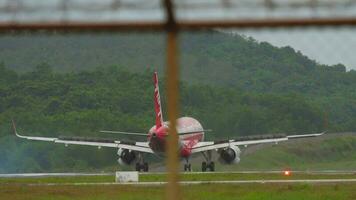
[153,72,164,128]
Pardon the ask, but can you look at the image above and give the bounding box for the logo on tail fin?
[153,72,164,128]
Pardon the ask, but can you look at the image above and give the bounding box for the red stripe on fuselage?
[180,133,204,157]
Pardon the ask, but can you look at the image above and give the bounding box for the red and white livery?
[12,72,324,172]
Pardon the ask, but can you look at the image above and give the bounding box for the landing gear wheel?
[135,162,149,172]
[135,163,141,171]
[202,162,207,172]
[201,161,215,172]
[201,150,214,172]
[143,162,149,172]
[209,162,215,172]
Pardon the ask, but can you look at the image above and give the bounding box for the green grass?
[0,183,355,200]
[2,134,356,200]
[2,172,356,200]
[140,172,356,182]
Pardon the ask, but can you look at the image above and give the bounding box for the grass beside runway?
[140,172,356,182]
[1,172,356,184]
[2,172,356,200]
[0,183,355,200]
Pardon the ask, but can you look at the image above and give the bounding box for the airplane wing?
[12,120,154,154]
[191,132,325,153]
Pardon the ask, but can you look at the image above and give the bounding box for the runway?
[2,171,356,186]
[0,173,113,178]
[1,170,356,178]
[9,179,356,186]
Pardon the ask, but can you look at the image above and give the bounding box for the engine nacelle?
[218,145,241,164]
[117,148,137,165]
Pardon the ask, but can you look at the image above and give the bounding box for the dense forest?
[0,31,355,172]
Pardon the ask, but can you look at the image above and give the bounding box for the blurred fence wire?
[0,0,356,23]
[0,1,355,200]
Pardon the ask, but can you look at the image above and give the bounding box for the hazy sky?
[227,27,356,71]
[1,0,356,23]
[1,0,355,70]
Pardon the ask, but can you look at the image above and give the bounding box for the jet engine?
[117,148,137,165]
[218,145,241,164]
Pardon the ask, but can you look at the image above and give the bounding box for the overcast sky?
[1,0,355,70]
[230,28,356,71]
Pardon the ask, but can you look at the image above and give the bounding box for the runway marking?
[0,173,113,178]
[177,170,356,175]
[4,179,356,186]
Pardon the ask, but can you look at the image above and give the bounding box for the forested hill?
[0,66,327,172]
[1,31,355,95]
[0,31,355,129]
[0,31,355,172]
[0,65,326,137]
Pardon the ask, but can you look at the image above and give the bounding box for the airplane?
[12,71,324,172]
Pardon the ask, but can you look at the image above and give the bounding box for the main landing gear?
[201,150,215,172]
[135,153,149,172]
[201,161,215,172]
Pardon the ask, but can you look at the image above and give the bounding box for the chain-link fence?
[0,1,356,200]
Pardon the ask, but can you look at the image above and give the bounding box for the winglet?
[11,119,26,139]
[10,120,59,142]
[11,119,19,137]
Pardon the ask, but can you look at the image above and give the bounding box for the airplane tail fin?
[153,71,164,129]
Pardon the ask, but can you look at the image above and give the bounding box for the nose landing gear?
[184,158,192,172]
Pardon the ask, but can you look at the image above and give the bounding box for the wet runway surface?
[5,179,356,186]
[2,171,356,186]
[0,173,113,178]
[2,170,356,178]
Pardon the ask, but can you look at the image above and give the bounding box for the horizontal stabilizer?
[178,129,212,135]
[100,130,147,136]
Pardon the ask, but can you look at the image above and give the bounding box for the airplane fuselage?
[147,116,204,158]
